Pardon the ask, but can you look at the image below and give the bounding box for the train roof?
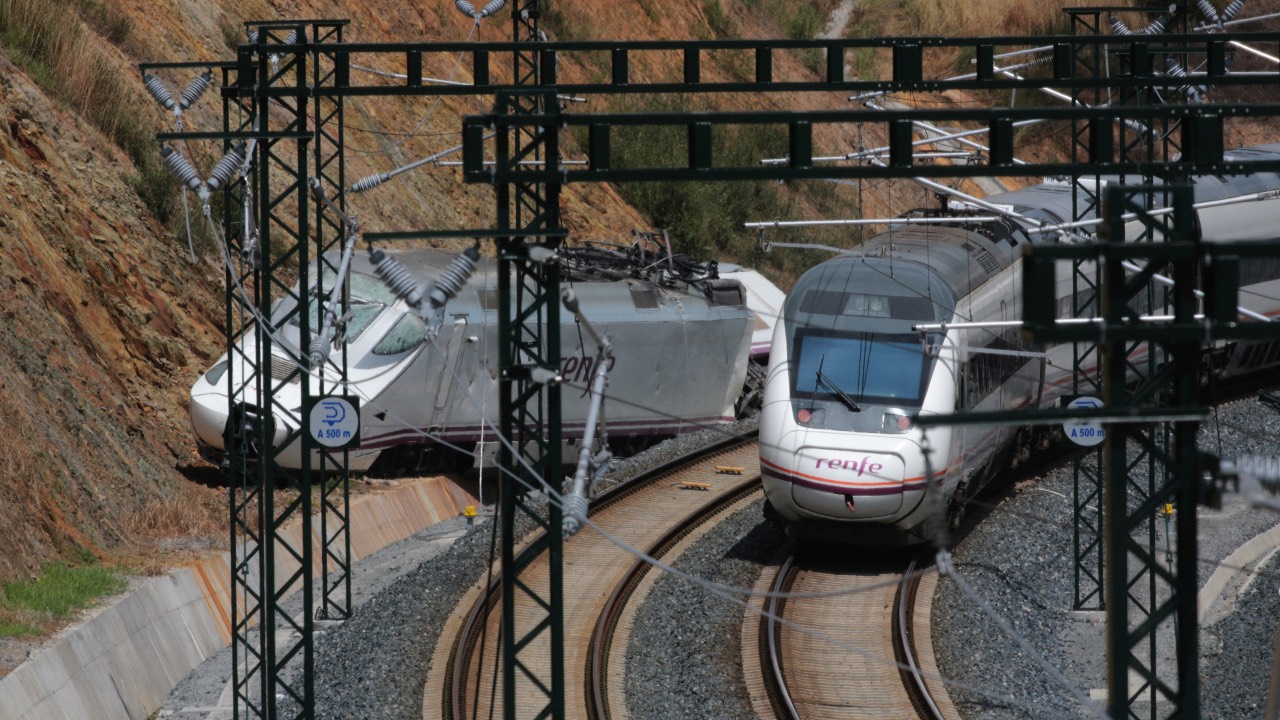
[875,222,1018,301]
[790,143,1280,315]
[982,143,1280,225]
[343,246,756,320]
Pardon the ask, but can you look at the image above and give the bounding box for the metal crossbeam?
[147,15,1280,720]
[295,32,1280,96]
[460,104,1280,183]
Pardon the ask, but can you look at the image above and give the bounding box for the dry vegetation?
[896,0,1108,36]
[116,492,226,574]
[0,0,176,220]
[0,0,1274,657]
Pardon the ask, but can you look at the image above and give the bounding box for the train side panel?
[191,253,760,472]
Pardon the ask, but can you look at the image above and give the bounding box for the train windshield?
[283,269,396,342]
[784,257,952,413]
[792,331,927,405]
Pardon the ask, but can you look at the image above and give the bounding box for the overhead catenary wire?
[177,14,1280,712]
[376,388,1008,705]
[546,375,1280,588]
[410,332,1107,719]
[196,199,1270,719]
[348,134,495,193]
[342,20,480,157]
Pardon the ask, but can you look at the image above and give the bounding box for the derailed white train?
[760,143,1280,544]
[190,245,783,474]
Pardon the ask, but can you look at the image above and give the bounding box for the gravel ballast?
[159,391,1280,719]
[931,388,1280,720]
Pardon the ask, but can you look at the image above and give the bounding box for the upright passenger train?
[760,143,1280,544]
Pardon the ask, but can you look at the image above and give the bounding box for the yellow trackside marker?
[464,505,477,527]
[716,466,745,475]
[677,481,712,491]
[1159,503,1175,517]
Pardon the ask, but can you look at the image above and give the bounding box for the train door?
[430,317,470,429]
[991,299,1013,455]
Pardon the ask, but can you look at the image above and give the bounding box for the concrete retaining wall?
[0,477,475,720]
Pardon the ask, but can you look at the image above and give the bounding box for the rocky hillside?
[0,0,899,594]
[1,0,1273,609]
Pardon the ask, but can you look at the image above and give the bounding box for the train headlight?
[883,412,912,433]
[797,408,812,424]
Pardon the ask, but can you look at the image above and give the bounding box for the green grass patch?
[600,96,839,284]
[3,562,126,618]
[0,621,42,637]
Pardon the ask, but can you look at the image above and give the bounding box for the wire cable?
[414,356,1095,716]
[342,21,480,158]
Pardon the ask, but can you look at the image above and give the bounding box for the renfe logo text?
[815,457,884,476]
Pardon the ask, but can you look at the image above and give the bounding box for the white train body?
[191,247,782,473]
[761,143,1280,544]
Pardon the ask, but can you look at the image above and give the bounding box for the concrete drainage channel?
[0,476,476,720]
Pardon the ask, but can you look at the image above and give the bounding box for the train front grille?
[269,354,302,384]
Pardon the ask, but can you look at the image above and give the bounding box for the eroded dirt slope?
[0,55,227,583]
[1,0,1275,631]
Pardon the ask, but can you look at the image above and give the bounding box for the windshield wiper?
[815,355,861,413]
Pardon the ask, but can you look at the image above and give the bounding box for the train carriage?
[760,143,1280,544]
[191,244,783,474]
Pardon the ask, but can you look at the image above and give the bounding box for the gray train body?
[760,143,1280,544]
[191,247,780,473]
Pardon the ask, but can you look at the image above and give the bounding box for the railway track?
[746,552,960,720]
[423,431,763,719]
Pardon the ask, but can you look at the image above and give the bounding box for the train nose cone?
[789,447,906,519]
[189,392,229,451]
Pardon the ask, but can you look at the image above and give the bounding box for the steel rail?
[763,555,801,720]
[441,428,759,719]
[763,555,948,720]
[586,476,763,719]
[896,557,947,720]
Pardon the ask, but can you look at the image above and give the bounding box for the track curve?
[424,433,761,720]
[750,553,960,720]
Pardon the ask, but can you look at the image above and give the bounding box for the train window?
[842,293,891,318]
[372,314,428,355]
[791,330,927,406]
[289,300,384,342]
[350,271,398,304]
[802,291,937,321]
[345,303,385,340]
[800,290,846,315]
[963,330,1032,405]
[888,296,936,319]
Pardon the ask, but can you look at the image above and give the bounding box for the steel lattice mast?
[143,19,1280,718]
